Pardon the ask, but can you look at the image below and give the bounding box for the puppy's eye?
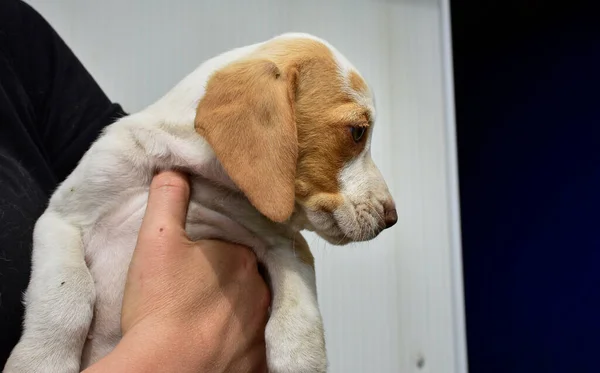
[350,127,366,142]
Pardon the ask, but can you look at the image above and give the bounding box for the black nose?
[384,207,398,229]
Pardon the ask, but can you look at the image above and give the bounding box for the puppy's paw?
[265,308,328,373]
[4,344,80,373]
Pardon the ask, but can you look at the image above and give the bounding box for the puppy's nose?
[384,203,398,229]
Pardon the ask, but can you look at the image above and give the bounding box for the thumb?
[139,170,191,243]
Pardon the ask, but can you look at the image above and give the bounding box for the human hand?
[84,171,270,373]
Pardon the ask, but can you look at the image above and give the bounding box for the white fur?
[4,33,393,373]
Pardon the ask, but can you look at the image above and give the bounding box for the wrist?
[84,321,221,373]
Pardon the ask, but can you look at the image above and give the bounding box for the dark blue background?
[451,2,600,372]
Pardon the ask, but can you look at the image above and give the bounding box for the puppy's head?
[195,33,396,244]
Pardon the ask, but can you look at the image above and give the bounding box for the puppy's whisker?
[364,201,384,220]
[291,235,297,259]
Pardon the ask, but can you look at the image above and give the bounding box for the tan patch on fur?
[195,37,372,218]
[297,192,344,214]
[293,232,314,268]
[349,70,368,94]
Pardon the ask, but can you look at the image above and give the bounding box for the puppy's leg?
[4,211,95,373]
[262,233,327,373]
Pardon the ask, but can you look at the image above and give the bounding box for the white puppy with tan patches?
[4,33,397,373]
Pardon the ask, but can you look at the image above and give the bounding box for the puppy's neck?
[188,174,307,250]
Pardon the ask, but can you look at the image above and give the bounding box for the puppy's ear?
[195,59,298,222]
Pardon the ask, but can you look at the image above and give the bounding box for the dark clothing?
[0,0,126,364]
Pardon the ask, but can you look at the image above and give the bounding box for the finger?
[140,170,191,238]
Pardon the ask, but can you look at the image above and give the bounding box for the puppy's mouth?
[301,198,387,245]
[312,212,385,246]
[318,222,384,245]
[329,201,386,242]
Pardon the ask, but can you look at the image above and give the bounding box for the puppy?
[4,33,397,373]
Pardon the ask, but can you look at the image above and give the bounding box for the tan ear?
[195,59,298,222]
